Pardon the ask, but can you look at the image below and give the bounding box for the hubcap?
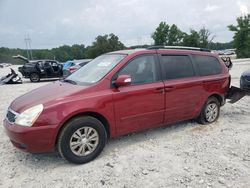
[205,103,218,122]
[31,74,39,81]
[70,127,99,156]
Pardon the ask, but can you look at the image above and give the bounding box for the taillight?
[69,67,77,73]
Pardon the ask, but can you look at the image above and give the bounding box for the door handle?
[154,87,164,93]
[164,86,175,92]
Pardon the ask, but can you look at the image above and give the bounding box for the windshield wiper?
[64,79,77,85]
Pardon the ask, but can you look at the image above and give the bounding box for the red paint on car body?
[3,49,230,153]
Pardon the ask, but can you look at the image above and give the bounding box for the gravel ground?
[0,62,250,188]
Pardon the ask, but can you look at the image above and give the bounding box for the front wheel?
[58,116,107,164]
[29,73,40,82]
[196,97,220,124]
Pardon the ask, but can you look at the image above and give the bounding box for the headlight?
[15,104,44,126]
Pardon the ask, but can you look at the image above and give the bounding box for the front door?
[113,55,165,135]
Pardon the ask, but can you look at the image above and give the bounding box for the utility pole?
[24,34,33,60]
[24,35,30,60]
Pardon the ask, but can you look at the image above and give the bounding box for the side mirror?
[115,75,132,87]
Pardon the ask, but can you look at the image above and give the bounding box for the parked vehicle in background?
[63,59,92,78]
[18,60,63,82]
[5,46,234,164]
[0,68,22,85]
[213,49,236,56]
[0,63,12,68]
[224,50,236,56]
[240,69,250,90]
[218,50,225,55]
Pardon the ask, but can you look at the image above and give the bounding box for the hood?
[10,81,89,112]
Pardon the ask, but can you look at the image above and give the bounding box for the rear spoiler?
[221,57,233,69]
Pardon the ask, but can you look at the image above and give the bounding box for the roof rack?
[147,46,211,52]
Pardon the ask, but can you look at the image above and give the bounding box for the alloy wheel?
[69,127,99,156]
[205,103,218,122]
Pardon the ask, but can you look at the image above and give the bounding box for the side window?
[45,61,51,65]
[193,55,222,76]
[49,61,57,66]
[35,61,43,70]
[161,55,195,80]
[118,55,158,85]
[44,61,50,67]
[37,61,43,67]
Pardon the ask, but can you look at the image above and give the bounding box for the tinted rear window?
[79,62,89,66]
[193,55,222,76]
[161,55,195,80]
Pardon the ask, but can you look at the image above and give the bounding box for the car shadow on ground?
[21,78,60,84]
[15,120,204,167]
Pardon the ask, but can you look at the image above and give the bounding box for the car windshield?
[66,54,126,85]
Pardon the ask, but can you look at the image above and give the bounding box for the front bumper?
[3,119,58,153]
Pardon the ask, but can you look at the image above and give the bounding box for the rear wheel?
[58,116,107,164]
[197,97,220,124]
[29,73,40,82]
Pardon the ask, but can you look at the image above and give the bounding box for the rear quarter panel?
[193,53,231,116]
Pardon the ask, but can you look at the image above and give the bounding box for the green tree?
[167,24,184,45]
[208,41,234,50]
[182,30,200,47]
[51,44,86,62]
[51,45,72,62]
[32,49,54,60]
[199,27,214,48]
[228,14,250,58]
[152,22,169,45]
[71,44,85,59]
[85,33,125,58]
[152,22,184,45]
[182,27,213,48]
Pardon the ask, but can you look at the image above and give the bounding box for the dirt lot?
[0,62,250,188]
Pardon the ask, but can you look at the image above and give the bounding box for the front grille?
[6,109,17,123]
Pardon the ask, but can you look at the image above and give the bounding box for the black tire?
[29,73,40,82]
[58,116,107,164]
[196,97,220,125]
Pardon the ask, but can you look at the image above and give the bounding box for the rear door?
[113,54,165,135]
[159,54,204,124]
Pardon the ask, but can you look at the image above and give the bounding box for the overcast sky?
[0,0,249,49]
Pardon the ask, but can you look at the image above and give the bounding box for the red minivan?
[4,47,231,164]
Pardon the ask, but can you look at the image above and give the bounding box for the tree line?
[152,23,215,48]
[0,34,125,64]
[151,14,250,58]
[0,14,249,64]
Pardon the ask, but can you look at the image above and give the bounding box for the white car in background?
[0,63,12,68]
